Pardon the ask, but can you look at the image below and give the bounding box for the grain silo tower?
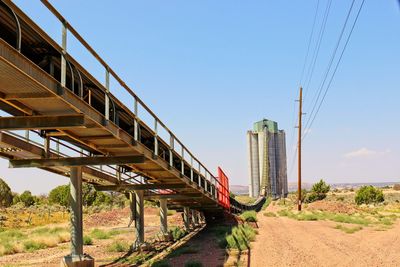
[247,119,288,198]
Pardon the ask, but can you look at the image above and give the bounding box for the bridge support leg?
[61,167,94,267]
[191,210,197,228]
[159,199,168,238]
[183,207,190,231]
[134,190,144,247]
[128,192,136,227]
[193,210,199,227]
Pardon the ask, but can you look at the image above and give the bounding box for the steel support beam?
[95,183,185,191]
[0,115,85,130]
[62,166,94,266]
[183,206,190,231]
[10,155,145,168]
[134,190,144,246]
[128,192,136,228]
[159,199,168,235]
[70,166,83,256]
[191,210,198,227]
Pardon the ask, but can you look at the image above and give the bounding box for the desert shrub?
[48,185,70,207]
[336,196,345,202]
[240,211,257,222]
[393,184,400,191]
[225,223,256,251]
[334,224,363,234]
[107,240,129,252]
[83,235,93,245]
[229,192,236,198]
[184,260,203,267]
[90,228,111,239]
[19,191,35,207]
[355,186,384,205]
[305,179,330,203]
[263,212,276,217]
[261,197,271,210]
[93,192,112,206]
[82,183,97,207]
[170,227,186,241]
[0,178,13,208]
[23,240,47,252]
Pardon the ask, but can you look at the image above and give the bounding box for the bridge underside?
[0,38,220,210]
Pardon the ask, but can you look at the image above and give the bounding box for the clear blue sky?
[2,0,400,194]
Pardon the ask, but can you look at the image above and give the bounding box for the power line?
[302,0,333,101]
[303,0,357,133]
[303,0,366,140]
[299,0,320,87]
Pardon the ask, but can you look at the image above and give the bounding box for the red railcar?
[217,167,230,210]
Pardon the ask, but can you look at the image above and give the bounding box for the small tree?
[49,184,70,207]
[355,186,384,205]
[82,183,97,207]
[0,178,13,208]
[305,179,330,203]
[20,190,35,207]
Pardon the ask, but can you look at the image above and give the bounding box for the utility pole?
[297,87,303,211]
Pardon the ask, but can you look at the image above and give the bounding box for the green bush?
[225,223,256,251]
[19,191,35,207]
[90,228,111,239]
[355,186,384,205]
[261,197,271,210]
[240,211,257,222]
[83,235,93,245]
[82,183,97,207]
[48,185,70,207]
[170,227,186,241]
[23,240,47,252]
[107,241,129,252]
[0,178,13,208]
[93,191,112,206]
[305,179,330,203]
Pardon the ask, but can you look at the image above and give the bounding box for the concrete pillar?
[62,167,94,267]
[193,210,199,226]
[134,190,144,245]
[159,199,168,234]
[183,207,190,231]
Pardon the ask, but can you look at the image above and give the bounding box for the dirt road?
[250,206,400,267]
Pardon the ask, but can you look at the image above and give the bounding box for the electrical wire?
[303,0,357,134]
[303,0,366,140]
[299,0,320,87]
[303,0,333,101]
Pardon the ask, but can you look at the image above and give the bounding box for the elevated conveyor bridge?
[0,1,261,265]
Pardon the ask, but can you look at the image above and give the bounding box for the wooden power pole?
[297,87,303,211]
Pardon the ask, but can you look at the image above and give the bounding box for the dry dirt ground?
[0,207,184,267]
[250,204,400,267]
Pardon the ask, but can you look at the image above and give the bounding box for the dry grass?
[234,195,257,204]
[0,226,70,256]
